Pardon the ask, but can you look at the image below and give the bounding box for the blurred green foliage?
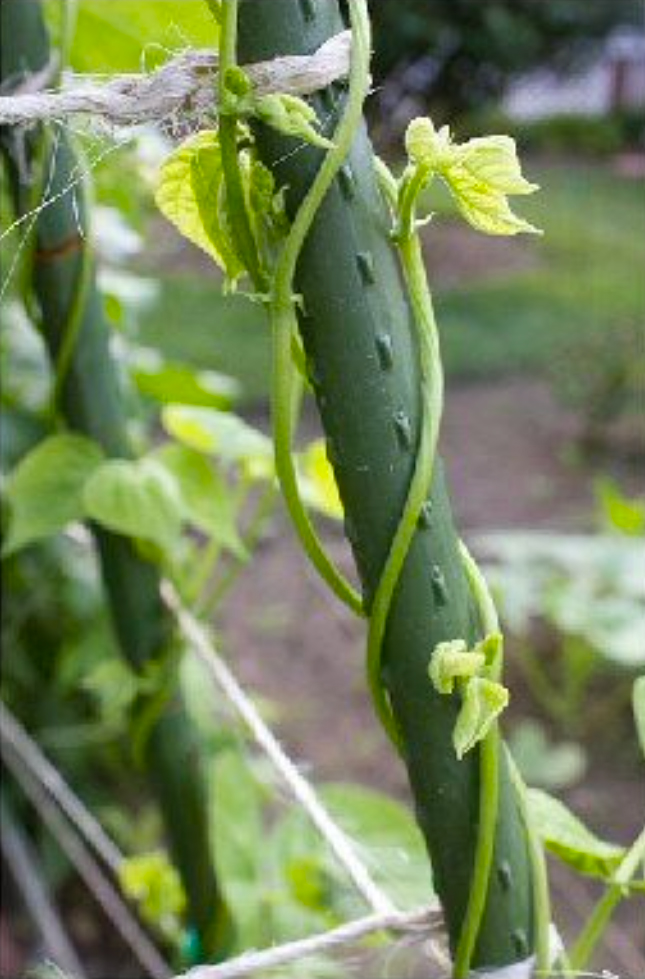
[45,0,218,73]
[370,0,642,118]
[465,109,645,157]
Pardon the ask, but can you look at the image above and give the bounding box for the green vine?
[569,824,645,972]
[217,0,267,293]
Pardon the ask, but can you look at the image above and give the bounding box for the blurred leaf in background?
[509,718,587,790]
[45,0,218,73]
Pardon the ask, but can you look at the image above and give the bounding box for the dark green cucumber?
[0,0,231,957]
[238,0,534,968]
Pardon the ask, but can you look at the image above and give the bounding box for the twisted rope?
[177,906,437,979]
[161,581,403,920]
[0,722,171,979]
[0,31,351,127]
[0,701,123,874]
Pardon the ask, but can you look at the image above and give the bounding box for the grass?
[438,162,645,378]
[138,281,270,402]
[138,162,645,403]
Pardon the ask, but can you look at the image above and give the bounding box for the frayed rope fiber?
[0,31,351,127]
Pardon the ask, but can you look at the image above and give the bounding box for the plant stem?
[267,0,372,618]
[200,482,277,617]
[365,229,442,743]
[454,542,503,976]
[217,0,267,292]
[569,825,645,972]
[271,306,364,615]
[506,747,553,974]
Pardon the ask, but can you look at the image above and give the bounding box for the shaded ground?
[217,378,644,976]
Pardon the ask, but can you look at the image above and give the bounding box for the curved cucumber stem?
[272,304,365,616]
[267,0,372,619]
[218,0,267,292]
[365,230,443,744]
[506,747,553,974]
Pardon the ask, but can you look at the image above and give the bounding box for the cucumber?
[238,0,535,967]
[0,0,232,957]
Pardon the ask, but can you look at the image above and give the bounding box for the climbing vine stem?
[217,0,267,292]
[364,222,443,743]
[454,543,503,977]
[267,0,371,617]
[375,159,552,975]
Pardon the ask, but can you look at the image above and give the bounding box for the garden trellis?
[2,1,644,977]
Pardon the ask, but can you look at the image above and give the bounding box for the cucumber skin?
[239,0,534,967]
[1,1,232,955]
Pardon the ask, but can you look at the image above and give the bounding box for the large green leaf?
[152,444,244,556]
[274,783,434,913]
[132,354,240,410]
[82,458,183,550]
[528,788,625,880]
[162,405,273,478]
[46,0,218,74]
[2,434,104,555]
[322,783,434,910]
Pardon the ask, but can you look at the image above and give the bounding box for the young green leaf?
[402,116,540,237]
[83,458,183,550]
[428,639,486,695]
[118,851,186,943]
[152,444,245,557]
[528,788,625,880]
[155,131,243,282]
[596,477,645,537]
[132,353,240,409]
[453,677,509,759]
[634,676,645,760]
[254,93,333,149]
[2,434,104,555]
[162,405,273,480]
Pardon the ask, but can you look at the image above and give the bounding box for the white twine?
[0,795,87,978]
[0,700,123,874]
[1,728,171,979]
[0,31,352,128]
[161,581,400,920]
[471,957,536,979]
[177,906,436,979]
